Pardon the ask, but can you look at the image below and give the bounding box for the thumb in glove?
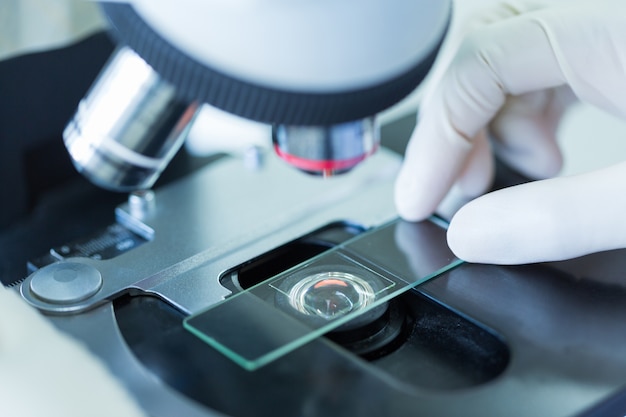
[394,0,626,263]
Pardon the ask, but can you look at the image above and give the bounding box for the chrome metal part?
[28,262,102,304]
[128,189,156,219]
[273,118,379,177]
[63,47,199,192]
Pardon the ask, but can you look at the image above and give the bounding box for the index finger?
[394,10,566,221]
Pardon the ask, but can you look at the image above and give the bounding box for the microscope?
[14,1,626,416]
[63,0,449,186]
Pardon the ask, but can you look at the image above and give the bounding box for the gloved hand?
[0,287,146,417]
[394,0,626,264]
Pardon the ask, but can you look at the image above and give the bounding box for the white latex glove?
[0,288,146,417]
[394,0,626,264]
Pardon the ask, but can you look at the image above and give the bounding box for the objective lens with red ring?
[272,118,379,177]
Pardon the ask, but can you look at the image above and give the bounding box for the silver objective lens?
[287,271,377,320]
[273,118,379,177]
[63,47,199,191]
